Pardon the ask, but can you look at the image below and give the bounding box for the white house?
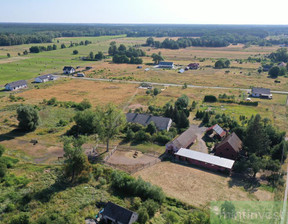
[5,80,27,91]
[63,66,75,74]
[34,74,55,83]
[158,61,174,69]
[251,87,272,99]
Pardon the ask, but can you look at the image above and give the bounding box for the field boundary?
[103,146,118,162]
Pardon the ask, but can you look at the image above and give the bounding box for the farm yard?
[0,29,288,224]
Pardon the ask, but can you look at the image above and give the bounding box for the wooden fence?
[103,146,118,162]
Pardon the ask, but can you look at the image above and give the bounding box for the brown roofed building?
[214,132,242,160]
[166,127,197,154]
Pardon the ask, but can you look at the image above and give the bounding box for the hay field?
[134,161,274,207]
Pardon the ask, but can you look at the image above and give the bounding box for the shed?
[5,80,27,91]
[214,132,242,160]
[166,127,197,153]
[100,201,138,224]
[178,69,185,73]
[76,73,85,77]
[175,148,235,173]
[206,124,226,138]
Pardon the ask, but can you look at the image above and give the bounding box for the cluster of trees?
[268,65,287,78]
[0,33,55,46]
[83,51,105,61]
[203,94,258,106]
[108,42,145,64]
[151,52,164,64]
[145,37,230,49]
[43,97,92,111]
[69,104,126,152]
[214,59,230,69]
[268,48,288,63]
[29,44,57,53]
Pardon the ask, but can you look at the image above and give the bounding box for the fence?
[103,146,118,162]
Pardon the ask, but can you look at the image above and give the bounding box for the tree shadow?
[0,129,27,142]
[228,174,260,193]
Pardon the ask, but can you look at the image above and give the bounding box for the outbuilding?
[34,74,55,83]
[5,80,27,91]
[175,148,235,173]
[158,61,174,69]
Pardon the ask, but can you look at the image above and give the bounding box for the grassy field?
[134,161,274,207]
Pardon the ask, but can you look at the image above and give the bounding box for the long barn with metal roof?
[175,148,235,173]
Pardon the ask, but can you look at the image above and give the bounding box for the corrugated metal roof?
[213,124,224,136]
[175,148,235,169]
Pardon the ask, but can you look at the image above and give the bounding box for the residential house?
[188,63,200,70]
[63,66,75,74]
[5,80,27,91]
[214,132,242,160]
[206,124,226,139]
[34,74,55,83]
[126,113,172,131]
[251,87,272,99]
[100,202,138,224]
[166,127,197,154]
[158,61,174,69]
[175,148,235,173]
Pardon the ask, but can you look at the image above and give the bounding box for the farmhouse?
[100,201,138,224]
[5,80,27,91]
[175,148,235,173]
[188,63,200,69]
[214,132,242,160]
[158,61,174,69]
[166,127,197,154]
[126,113,172,131]
[34,74,55,83]
[206,124,226,139]
[251,87,272,99]
[63,66,75,74]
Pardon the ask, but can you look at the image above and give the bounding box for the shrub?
[203,95,217,102]
[134,130,151,143]
[76,99,92,111]
[17,105,40,131]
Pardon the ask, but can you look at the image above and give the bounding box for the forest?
[1,23,288,46]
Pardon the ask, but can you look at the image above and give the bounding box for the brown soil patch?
[134,162,274,207]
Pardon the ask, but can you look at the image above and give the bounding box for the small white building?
[251,87,272,99]
[178,69,185,73]
[76,73,85,77]
[63,66,75,74]
[34,74,55,83]
[158,61,174,69]
[5,80,27,91]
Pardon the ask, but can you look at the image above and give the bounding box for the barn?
[5,80,27,91]
[166,127,197,154]
[175,148,235,173]
[214,132,242,160]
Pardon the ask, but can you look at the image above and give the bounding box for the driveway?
[188,124,208,153]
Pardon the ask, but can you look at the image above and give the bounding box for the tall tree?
[96,104,126,152]
[16,105,39,131]
[62,136,90,183]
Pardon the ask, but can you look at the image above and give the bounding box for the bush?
[9,213,30,224]
[76,99,92,111]
[239,101,258,106]
[134,130,151,143]
[153,133,171,145]
[204,95,217,102]
[73,50,78,55]
[17,105,40,131]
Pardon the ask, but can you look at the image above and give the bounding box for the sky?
[1,0,288,24]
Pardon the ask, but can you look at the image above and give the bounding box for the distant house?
[166,127,197,154]
[188,63,200,70]
[251,87,272,99]
[76,73,85,77]
[175,148,235,173]
[158,61,174,69]
[214,132,242,160]
[178,69,185,73]
[86,66,92,70]
[100,201,138,224]
[34,74,55,83]
[137,66,142,69]
[206,124,226,139]
[5,80,27,91]
[126,113,172,131]
[63,66,75,74]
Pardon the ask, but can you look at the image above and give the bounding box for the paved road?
[55,75,288,95]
